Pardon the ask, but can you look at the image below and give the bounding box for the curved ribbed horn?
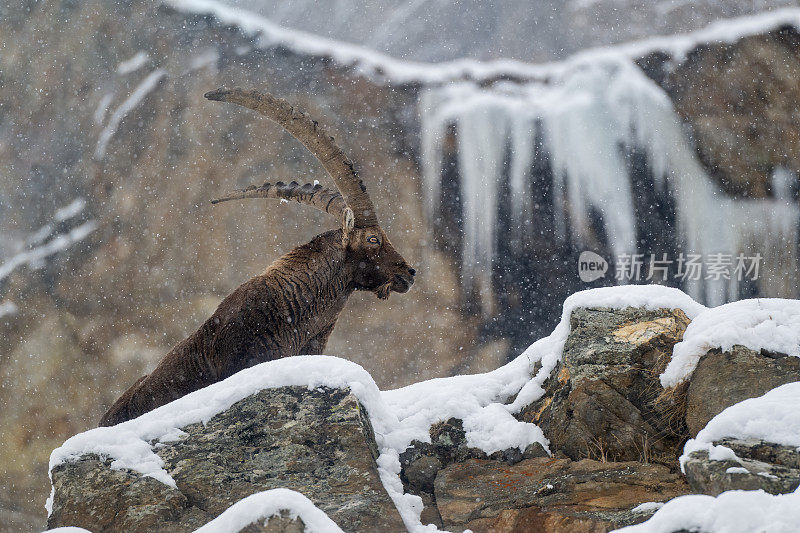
[211,181,355,238]
[205,87,379,228]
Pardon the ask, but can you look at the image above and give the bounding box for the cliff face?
[2,2,799,530]
[642,25,800,198]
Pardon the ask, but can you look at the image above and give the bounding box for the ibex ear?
[342,207,355,246]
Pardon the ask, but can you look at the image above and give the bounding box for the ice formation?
[116,51,150,75]
[420,52,799,311]
[0,220,97,282]
[162,0,800,315]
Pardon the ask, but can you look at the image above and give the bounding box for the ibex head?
[346,227,415,299]
[205,87,415,300]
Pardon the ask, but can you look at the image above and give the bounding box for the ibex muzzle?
[100,88,414,426]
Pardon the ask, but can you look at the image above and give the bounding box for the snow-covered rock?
[46,286,800,532]
[661,299,800,388]
[520,306,692,463]
[680,383,800,493]
[48,383,406,532]
[622,383,800,533]
[682,439,800,497]
[681,345,800,437]
[193,489,344,533]
[614,489,800,533]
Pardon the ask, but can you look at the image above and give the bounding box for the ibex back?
[100,88,415,426]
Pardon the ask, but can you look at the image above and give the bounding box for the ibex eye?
[367,236,380,244]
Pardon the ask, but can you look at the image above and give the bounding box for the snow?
[606,8,800,64]
[48,285,704,532]
[0,300,18,318]
[0,221,97,282]
[94,69,166,160]
[117,51,150,75]
[193,489,344,533]
[166,0,800,84]
[680,382,800,472]
[93,92,114,125]
[631,501,665,513]
[54,198,86,223]
[661,299,800,387]
[614,490,800,533]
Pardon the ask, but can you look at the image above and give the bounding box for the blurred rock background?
[1,0,799,530]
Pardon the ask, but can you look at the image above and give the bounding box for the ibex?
[100,88,415,426]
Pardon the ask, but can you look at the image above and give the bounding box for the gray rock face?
[685,346,800,436]
[521,307,691,463]
[48,386,404,532]
[241,512,306,532]
[683,439,800,497]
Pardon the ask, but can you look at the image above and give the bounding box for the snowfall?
[47,285,800,533]
[38,2,800,532]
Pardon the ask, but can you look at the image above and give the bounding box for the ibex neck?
[262,229,354,328]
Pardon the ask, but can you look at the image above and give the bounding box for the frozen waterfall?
[419,53,799,312]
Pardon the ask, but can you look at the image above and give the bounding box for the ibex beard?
[99,88,415,427]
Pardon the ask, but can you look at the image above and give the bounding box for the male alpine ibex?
[100,88,415,426]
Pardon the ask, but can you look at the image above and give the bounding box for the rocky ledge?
[48,387,403,532]
[47,296,800,532]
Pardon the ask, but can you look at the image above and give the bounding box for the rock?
[399,418,494,494]
[522,442,550,460]
[48,387,405,532]
[661,28,800,198]
[404,454,443,494]
[684,346,800,436]
[48,457,199,532]
[399,417,535,528]
[241,512,306,533]
[683,438,800,496]
[521,307,691,463]
[430,417,468,450]
[434,457,690,533]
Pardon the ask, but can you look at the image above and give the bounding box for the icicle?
[509,112,536,231]
[456,102,510,316]
[418,52,800,310]
[418,89,447,228]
